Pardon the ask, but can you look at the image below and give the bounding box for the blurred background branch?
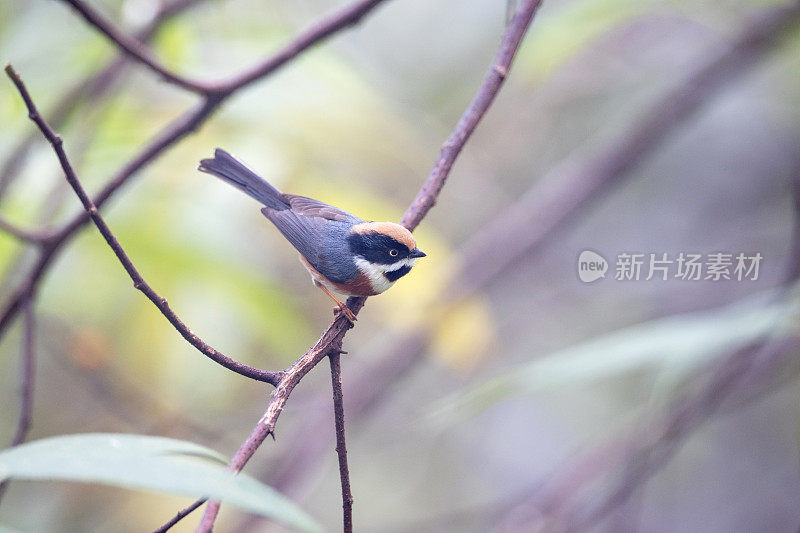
[496,156,800,531]
[0,298,35,504]
[59,0,217,94]
[0,215,49,244]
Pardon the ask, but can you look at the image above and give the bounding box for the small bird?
[198,149,426,323]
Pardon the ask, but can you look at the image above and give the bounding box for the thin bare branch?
[329,353,353,533]
[59,0,394,97]
[399,0,543,231]
[58,0,213,94]
[0,297,36,503]
[153,499,207,533]
[193,306,359,530]
[4,64,281,385]
[214,0,393,95]
[10,299,35,447]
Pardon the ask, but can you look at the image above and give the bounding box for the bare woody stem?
[329,353,353,533]
[4,64,282,386]
[400,0,543,231]
[153,499,207,533]
[59,0,215,94]
[195,306,362,531]
[59,0,391,97]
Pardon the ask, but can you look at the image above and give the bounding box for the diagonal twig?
[9,299,35,448]
[59,0,214,94]
[153,500,207,533]
[399,0,541,231]
[59,0,392,97]
[212,0,393,95]
[4,64,282,386]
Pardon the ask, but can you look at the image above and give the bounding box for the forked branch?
[4,64,282,386]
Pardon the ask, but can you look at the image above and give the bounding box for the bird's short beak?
[409,248,426,258]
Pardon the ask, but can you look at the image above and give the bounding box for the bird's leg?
[317,283,357,323]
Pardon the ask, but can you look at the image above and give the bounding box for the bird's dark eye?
[389,249,399,257]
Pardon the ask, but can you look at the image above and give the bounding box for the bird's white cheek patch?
[354,257,417,294]
[353,258,393,293]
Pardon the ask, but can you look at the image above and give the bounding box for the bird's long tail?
[198,148,287,210]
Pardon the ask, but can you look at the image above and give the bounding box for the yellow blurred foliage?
[431,297,495,372]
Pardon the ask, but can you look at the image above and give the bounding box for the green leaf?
[0,434,322,533]
[430,293,797,424]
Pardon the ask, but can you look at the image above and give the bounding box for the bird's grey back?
[318,220,359,283]
[200,148,361,283]
[261,208,360,284]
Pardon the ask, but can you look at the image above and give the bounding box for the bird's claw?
[335,305,357,324]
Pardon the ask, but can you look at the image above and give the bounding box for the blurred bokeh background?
[1,0,800,531]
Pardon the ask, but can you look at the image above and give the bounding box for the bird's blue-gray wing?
[261,195,362,284]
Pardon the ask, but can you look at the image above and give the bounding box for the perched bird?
[198,149,425,322]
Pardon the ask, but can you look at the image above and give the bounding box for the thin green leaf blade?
[0,434,322,533]
[429,293,797,424]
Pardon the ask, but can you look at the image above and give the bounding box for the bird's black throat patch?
[384,265,412,282]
